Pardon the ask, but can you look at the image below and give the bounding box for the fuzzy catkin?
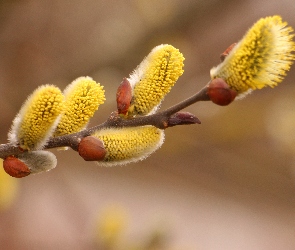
[55,76,105,136]
[127,44,184,116]
[8,85,64,150]
[210,16,295,96]
[93,126,165,166]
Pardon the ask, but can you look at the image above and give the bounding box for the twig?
[0,86,209,159]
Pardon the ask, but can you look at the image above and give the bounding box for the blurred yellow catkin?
[0,160,18,211]
[95,205,128,248]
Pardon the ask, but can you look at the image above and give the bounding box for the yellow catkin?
[96,205,127,247]
[93,126,164,166]
[210,15,295,95]
[9,85,64,150]
[55,76,105,136]
[127,44,184,116]
[0,159,18,211]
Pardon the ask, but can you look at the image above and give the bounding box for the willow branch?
[0,86,209,159]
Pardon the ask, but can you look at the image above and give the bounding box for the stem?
[0,85,210,159]
[163,86,209,116]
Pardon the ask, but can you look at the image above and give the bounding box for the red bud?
[168,112,201,127]
[116,78,132,115]
[220,43,237,62]
[78,136,107,161]
[3,156,30,178]
[207,78,237,106]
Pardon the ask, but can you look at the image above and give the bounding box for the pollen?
[127,44,184,116]
[210,15,295,95]
[8,85,64,150]
[55,76,105,136]
[93,126,164,166]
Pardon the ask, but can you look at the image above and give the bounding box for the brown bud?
[220,43,237,62]
[168,112,201,127]
[78,136,107,161]
[116,78,132,115]
[207,78,237,106]
[3,156,30,178]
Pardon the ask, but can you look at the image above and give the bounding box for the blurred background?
[0,0,295,249]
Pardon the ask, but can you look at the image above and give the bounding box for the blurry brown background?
[0,0,295,249]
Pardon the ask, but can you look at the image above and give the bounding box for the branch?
[2,16,294,178]
[0,86,209,159]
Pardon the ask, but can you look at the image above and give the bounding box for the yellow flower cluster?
[127,44,184,116]
[95,205,127,247]
[55,77,105,136]
[93,126,164,166]
[8,77,105,151]
[210,15,295,95]
[9,85,64,150]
